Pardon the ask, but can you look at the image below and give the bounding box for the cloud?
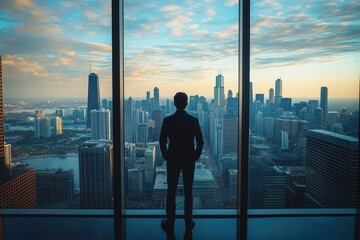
[216,24,238,38]
[165,15,193,37]
[3,55,48,78]
[160,5,181,12]
[250,0,360,70]
[0,0,111,98]
[58,58,71,66]
[225,0,238,7]
[205,9,216,17]
[189,24,199,30]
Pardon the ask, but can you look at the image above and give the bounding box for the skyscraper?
[0,56,5,173]
[228,89,233,99]
[137,123,148,143]
[4,143,11,166]
[223,115,238,154]
[280,131,289,150]
[55,109,64,117]
[87,73,100,128]
[228,169,237,202]
[189,95,199,111]
[125,97,134,143]
[264,117,274,140]
[314,108,323,125]
[36,169,74,208]
[0,165,36,208]
[102,98,108,109]
[91,109,110,140]
[275,78,282,106]
[281,98,292,111]
[146,91,151,112]
[255,94,264,104]
[0,56,36,208]
[274,118,309,150]
[307,100,319,123]
[249,156,286,208]
[269,88,274,103]
[53,116,62,135]
[214,74,225,107]
[249,81,253,104]
[305,130,358,207]
[34,116,52,139]
[148,141,163,167]
[275,78,282,97]
[151,109,163,141]
[254,110,263,136]
[249,82,254,127]
[144,146,155,192]
[320,86,328,123]
[127,168,144,199]
[154,87,159,110]
[79,140,113,208]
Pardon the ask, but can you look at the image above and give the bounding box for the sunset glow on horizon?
[0,0,359,100]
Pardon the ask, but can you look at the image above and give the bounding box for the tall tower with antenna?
[87,70,100,128]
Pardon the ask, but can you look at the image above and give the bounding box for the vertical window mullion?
[112,0,124,239]
[239,0,250,239]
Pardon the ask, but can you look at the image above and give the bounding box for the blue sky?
[124,0,238,98]
[0,0,359,100]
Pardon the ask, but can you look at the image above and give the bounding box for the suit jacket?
[160,110,204,163]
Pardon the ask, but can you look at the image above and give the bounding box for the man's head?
[174,92,188,110]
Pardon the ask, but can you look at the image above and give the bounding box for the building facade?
[79,140,113,208]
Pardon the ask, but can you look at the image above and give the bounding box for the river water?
[14,154,80,186]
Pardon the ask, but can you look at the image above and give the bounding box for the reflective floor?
[2,216,357,240]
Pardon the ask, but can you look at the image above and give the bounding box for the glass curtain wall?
[124,0,239,209]
[0,0,113,210]
[249,0,359,210]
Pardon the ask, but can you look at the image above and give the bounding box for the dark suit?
[160,109,204,228]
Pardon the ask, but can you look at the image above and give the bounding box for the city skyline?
[0,0,358,99]
[0,1,359,213]
[2,68,359,209]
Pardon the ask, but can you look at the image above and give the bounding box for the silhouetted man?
[160,92,204,239]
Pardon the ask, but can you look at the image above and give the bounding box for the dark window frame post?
[112,0,125,239]
[239,0,250,239]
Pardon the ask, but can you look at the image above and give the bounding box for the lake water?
[14,154,80,186]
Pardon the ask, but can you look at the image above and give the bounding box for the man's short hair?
[174,92,188,110]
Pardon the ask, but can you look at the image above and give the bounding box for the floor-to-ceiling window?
[249,0,359,211]
[123,0,240,210]
[0,0,113,210]
[0,0,359,239]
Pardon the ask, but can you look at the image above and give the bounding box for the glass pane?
[0,0,113,209]
[249,217,356,240]
[249,0,359,209]
[124,0,239,209]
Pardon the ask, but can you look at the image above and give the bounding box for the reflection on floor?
[3,216,356,240]
[125,218,237,240]
[248,217,355,240]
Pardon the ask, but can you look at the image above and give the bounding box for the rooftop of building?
[0,164,34,185]
[154,163,215,190]
[36,169,74,175]
[308,129,358,151]
[309,129,358,142]
[81,139,113,148]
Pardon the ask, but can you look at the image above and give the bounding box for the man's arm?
[194,118,204,161]
[159,118,169,161]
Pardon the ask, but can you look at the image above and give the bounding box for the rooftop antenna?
[90,58,92,73]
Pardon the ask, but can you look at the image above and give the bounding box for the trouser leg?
[166,162,181,227]
[182,162,195,230]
